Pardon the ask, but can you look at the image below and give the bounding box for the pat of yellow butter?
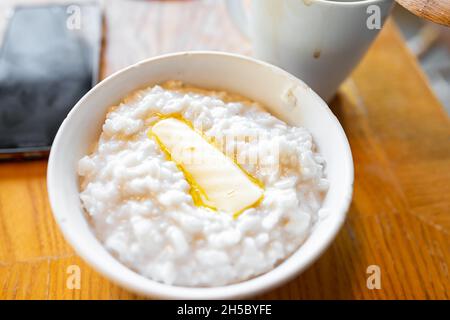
[151,118,263,215]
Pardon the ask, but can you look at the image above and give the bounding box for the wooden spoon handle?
[395,0,450,27]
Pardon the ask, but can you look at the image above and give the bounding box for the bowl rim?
[47,51,354,299]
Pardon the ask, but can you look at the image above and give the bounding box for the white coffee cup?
[227,0,394,101]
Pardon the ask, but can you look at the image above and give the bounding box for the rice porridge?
[78,81,328,287]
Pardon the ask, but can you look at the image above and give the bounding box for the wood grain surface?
[0,0,449,299]
[396,0,450,27]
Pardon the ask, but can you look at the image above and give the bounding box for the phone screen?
[0,4,102,157]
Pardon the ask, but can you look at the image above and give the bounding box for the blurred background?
[1,0,448,112]
[392,6,450,113]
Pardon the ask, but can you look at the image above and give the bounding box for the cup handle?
[226,0,250,39]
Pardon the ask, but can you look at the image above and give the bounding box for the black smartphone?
[0,3,102,159]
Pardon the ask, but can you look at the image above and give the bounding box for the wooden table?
[0,0,449,299]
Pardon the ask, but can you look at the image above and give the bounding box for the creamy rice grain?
[78,82,328,286]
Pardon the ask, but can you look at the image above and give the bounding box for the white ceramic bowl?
[47,52,353,299]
